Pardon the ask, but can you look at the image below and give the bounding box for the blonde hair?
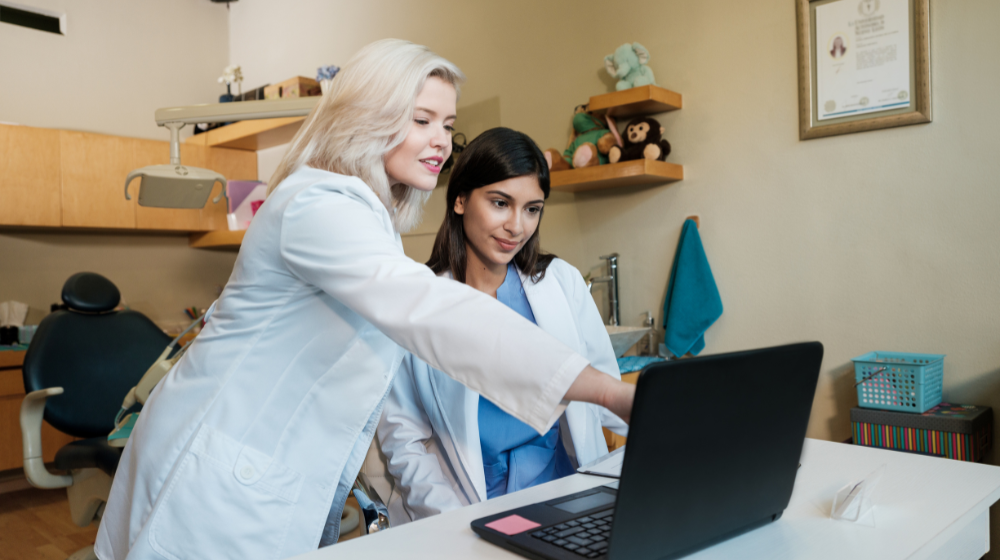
[267,39,465,232]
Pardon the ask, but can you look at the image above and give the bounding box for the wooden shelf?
[185,117,305,151]
[189,229,245,250]
[550,159,683,193]
[587,85,682,119]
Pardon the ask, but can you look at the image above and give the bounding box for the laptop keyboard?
[530,509,613,558]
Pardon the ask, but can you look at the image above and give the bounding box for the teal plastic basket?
[853,351,945,413]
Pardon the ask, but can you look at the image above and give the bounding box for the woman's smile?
[420,156,444,174]
[494,237,520,252]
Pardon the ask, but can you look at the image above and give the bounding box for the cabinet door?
[0,124,62,226]
[60,131,137,229]
[202,147,258,231]
[0,368,77,472]
[133,139,216,231]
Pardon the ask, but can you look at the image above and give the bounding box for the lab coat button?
[241,466,255,479]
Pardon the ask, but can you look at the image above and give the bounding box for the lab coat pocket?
[149,425,303,560]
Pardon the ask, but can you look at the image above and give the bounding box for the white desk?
[293,440,1000,560]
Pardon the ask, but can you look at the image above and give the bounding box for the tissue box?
[226,181,267,230]
[851,403,993,462]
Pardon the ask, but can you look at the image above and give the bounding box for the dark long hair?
[426,127,556,284]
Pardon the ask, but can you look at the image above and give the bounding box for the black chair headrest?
[62,273,121,313]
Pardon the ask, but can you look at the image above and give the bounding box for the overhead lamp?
[125,96,320,208]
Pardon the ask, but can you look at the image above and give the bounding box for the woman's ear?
[454,194,467,215]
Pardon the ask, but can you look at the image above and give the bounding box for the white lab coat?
[94,167,592,560]
[377,261,628,523]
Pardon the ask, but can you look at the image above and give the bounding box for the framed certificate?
[796,0,931,140]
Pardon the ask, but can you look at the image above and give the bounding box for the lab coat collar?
[427,269,484,501]
[428,265,584,503]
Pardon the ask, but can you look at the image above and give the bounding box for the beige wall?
[586,0,1000,444]
[0,0,229,140]
[231,0,1000,447]
[229,0,594,267]
[0,232,236,333]
[592,0,1000,550]
[0,0,237,328]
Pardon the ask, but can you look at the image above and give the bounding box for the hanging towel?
[662,219,723,357]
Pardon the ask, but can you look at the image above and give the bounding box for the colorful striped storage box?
[851,403,993,462]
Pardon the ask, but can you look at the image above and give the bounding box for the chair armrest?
[20,388,73,489]
[352,472,390,534]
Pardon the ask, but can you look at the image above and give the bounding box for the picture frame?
[796,0,931,140]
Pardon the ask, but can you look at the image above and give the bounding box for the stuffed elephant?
[604,43,656,91]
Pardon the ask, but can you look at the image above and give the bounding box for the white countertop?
[291,439,1000,560]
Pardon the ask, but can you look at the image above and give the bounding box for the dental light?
[125,96,320,208]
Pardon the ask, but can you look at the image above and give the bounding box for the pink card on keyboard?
[485,514,541,535]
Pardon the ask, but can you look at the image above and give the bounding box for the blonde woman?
[95,39,635,560]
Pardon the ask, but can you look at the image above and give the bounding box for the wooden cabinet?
[0,124,257,232]
[0,352,76,472]
[0,125,62,227]
[60,131,139,229]
[185,116,305,151]
[602,371,639,452]
[203,146,258,230]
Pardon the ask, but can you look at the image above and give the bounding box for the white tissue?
[0,301,29,327]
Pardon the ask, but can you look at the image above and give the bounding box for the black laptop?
[471,342,823,560]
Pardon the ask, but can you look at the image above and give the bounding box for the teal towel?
[617,356,666,374]
[662,219,722,356]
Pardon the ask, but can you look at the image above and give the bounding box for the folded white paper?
[577,446,626,479]
[831,464,885,527]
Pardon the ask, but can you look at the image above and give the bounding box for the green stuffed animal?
[604,42,656,91]
[544,105,619,171]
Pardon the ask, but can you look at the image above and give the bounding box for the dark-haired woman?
[376,128,628,523]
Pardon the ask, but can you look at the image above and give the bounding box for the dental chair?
[20,272,392,555]
[20,272,172,560]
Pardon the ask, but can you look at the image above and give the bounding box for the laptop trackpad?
[552,491,616,514]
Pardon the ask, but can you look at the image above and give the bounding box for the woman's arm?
[559,261,630,434]
[564,367,634,425]
[378,355,464,521]
[280,181,633,432]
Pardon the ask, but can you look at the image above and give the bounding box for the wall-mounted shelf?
[189,229,245,250]
[551,159,683,193]
[587,85,682,119]
[185,117,305,151]
[550,85,684,193]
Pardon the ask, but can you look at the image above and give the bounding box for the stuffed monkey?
[607,117,671,163]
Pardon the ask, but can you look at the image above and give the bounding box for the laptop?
[471,342,823,560]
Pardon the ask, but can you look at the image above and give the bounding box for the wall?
[229,0,597,268]
[0,0,237,328]
[0,0,229,140]
[231,0,1000,443]
[580,0,1000,444]
[583,0,1000,551]
[0,232,235,332]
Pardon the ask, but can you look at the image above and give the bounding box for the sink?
[606,326,650,358]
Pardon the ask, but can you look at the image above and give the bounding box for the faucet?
[587,253,620,327]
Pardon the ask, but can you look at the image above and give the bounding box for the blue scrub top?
[479,263,575,499]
